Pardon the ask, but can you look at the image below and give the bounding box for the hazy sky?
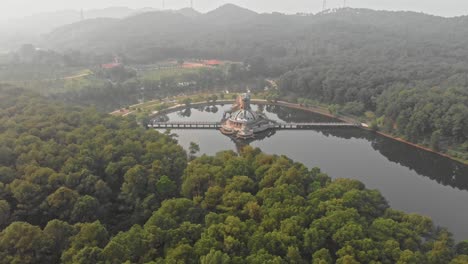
[2,0,468,19]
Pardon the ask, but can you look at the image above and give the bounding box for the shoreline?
[372,130,468,165]
[269,100,468,166]
[115,97,468,166]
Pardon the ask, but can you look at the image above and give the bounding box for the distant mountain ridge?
[41,5,468,58]
[43,3,261,53]
[176,8,202,18]
[0,6,161,51]
[0,7,153,34]
[204,3,258,23]
[5,3,468,65]
[0,5,256,51]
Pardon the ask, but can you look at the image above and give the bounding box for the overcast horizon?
[2,0,468,20]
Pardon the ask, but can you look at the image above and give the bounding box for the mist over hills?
[0,6,157,33]
[1,3,468,263]
[5,3,468,58]
[203,3,258,23]
[177,7,202,18]
[40,4,468,63]
[0,4,254,52]
[0,6,156,52]
[38,5,468,159]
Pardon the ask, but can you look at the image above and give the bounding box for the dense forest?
[3,5,466,158]
[0,43,266,112]
[0,86,187,230]
[376,86,468,157]
[0,87,468,263]
[1,4,468,263]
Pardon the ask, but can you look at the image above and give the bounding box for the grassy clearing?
[0,66,97,94]
[0,65,86,81]
[1,71,102,94]
[141,67,205,81]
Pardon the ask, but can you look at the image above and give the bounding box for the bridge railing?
[152,121,221,125]
[149,121,360,128]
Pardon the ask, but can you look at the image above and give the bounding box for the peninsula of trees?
[0,87,467,263]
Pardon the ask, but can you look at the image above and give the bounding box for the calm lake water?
[156,104,468,241]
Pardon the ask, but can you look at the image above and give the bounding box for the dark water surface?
[157,104,468,241]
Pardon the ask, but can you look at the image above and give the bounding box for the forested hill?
[0,7,161,52]
[44,6,468,62]
[41,6,468,160]
[1,87,468,263]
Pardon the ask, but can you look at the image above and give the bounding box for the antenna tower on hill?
[322,0,327,11]
[191,0,194,9]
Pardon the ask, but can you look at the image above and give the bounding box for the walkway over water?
[149,121,360,129]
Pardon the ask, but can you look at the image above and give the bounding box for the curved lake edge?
[150,99,468,166]
[156,103,468,241]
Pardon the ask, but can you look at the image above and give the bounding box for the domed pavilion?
[220,93,276,138]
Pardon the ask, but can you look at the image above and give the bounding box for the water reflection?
[164,104,468,191]
[265,104,342,123]
[177,108,192,118]
[260,105,468,191]
[157,103,468,240]
[252,105,468,191]
[230,129,278,153]
[369,133,468,191]
[315,128,468,191]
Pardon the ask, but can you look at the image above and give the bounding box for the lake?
[155,104,468,241]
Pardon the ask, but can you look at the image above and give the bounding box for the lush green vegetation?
[0,86,467,263]
[0,44,121,98]
[141,67,206,81]
[61,67,228,112]
[36,6,468,159]
[376,87,468,159]
[1,44,261,112]
[1,7,468,262]
[280,68,468,161]
[0,86,187,238]
[277,53,468,160]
